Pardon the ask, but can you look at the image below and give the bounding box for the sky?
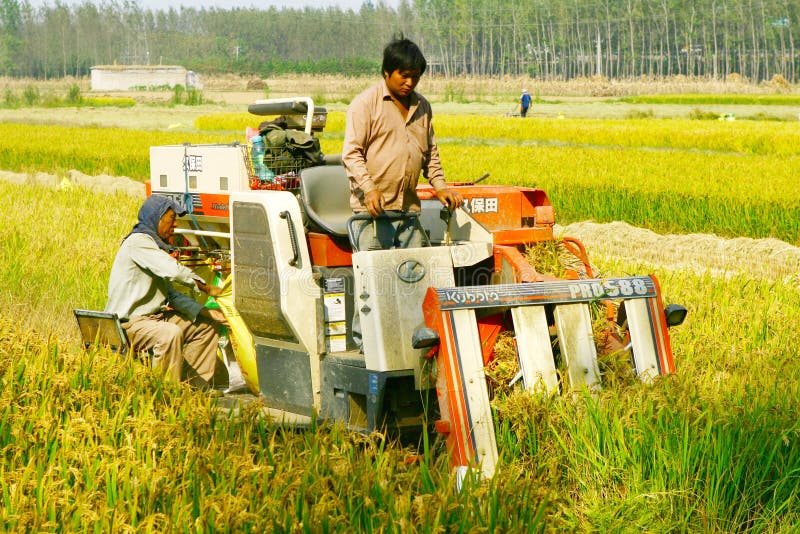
[27,0,398,11]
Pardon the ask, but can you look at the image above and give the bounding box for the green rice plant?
[184,88,204,106]
[747,111,787,122]
[66,84,82,105]
[3,87,20,108]
[171,84,185,105]
[0,85,133,109]
[22,84,40,106]
[311,90,327,106]
[688,107,720,120]
[443,83,467,103]
[626,108,655,119]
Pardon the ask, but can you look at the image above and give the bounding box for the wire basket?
[264,150,304,189]
[245,145,308,191]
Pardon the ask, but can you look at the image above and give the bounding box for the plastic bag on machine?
[214,274,259,394]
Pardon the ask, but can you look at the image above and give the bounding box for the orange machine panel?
[145,186,232,219]
[197,193,233,218]
[307,232,353,267]
[418,184,552,230]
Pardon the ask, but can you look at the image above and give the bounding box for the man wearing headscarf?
[105,195,226,389]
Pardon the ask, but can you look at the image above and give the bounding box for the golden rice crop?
[0,181,140,339]
[0,123,232,178]
[80,96,137,108]
[436,143,799,200]
[197,111,800,157]
[3,128,800,530]
[433,115,800,157]
[3,86,800,531]
[4,111,800,243]
[194,112,256,132]
[436,142,800,243]
[194,111,346,134]
[620,94,800,105]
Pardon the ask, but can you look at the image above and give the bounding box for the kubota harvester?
[139,97,687,479]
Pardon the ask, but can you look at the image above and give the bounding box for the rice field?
[618,94,800,106]
[2,95,800,531]
[3,108,799,244]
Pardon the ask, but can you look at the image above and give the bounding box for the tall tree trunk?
[712,0,719,79]
[750,0,759,80]
[574,0,585,77]
[605,0,613,76]
[628,0,637,77]
[662,0,672,75]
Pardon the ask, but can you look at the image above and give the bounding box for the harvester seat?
[73,309,130,355]
[299,164,351,238]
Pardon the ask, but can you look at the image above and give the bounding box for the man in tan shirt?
[342,37,462,250]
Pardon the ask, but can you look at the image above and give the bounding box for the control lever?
[440,206,453,246]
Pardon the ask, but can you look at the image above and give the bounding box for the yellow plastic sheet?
[214,274,259,394]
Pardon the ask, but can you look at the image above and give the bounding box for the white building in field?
[90,65,202,91]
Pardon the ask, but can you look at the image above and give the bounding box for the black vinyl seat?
[299,165,352,238]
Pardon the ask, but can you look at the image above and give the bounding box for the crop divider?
[422,275,676,480]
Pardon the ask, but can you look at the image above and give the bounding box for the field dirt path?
[561,221,800,283]
[3,168,798,282]
[0,168,144,196]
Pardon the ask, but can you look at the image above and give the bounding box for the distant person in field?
[105,196,227,390]
[519,88,532,117]
[342,36,463,250]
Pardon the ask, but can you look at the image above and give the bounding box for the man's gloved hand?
[195,279,222,297]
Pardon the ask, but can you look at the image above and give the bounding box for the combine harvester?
[142,98,687,479]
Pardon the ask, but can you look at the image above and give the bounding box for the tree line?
[0,0,797,83]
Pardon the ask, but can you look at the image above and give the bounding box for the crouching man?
[105,196,227,389]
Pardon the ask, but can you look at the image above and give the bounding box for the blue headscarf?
[124,195,187,252]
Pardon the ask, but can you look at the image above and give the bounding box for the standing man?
[342,36,463,250]
[520,88,532,118]
[105,195,227,389]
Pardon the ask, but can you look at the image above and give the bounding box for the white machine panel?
[554,303,602,392]
[511,306,560,394]
[624,298,662,383]
[150,144,251,197]
[353,247,456,379]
